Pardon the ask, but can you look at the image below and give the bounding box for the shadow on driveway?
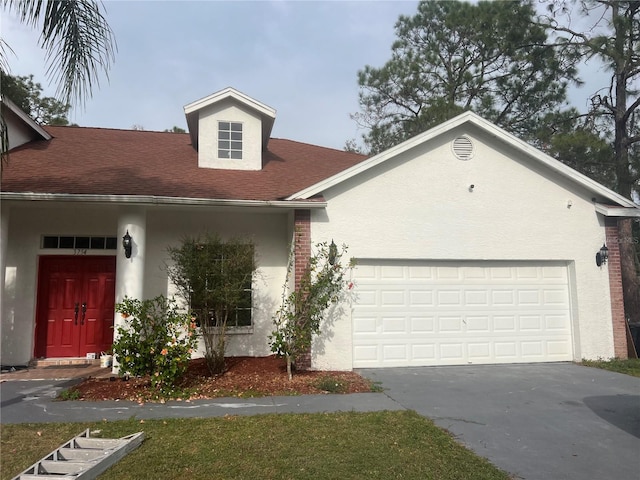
[583,394,640,439]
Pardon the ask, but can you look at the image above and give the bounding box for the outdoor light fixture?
[595,243,609,267]
[122,230,133,258]
[328,239,338,265]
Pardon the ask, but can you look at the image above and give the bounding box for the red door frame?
[34,256,116,358]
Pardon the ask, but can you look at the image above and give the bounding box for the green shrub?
[314,375,347,393]
[113,295,198,394]
[57,388,81,400]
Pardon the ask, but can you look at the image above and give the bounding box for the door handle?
[74,303,79,325]
[81,302,87,326]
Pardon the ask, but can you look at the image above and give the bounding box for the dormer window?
[218,121,243,159]
[184,88,275,170]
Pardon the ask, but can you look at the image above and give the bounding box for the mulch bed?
[70,356,375,402]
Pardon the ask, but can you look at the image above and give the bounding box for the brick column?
[293,209,312,370]
[605,218,628,359]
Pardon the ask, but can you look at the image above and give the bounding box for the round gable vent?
[452,136,474,160]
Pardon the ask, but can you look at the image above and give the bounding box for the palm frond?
[3,0,116,106]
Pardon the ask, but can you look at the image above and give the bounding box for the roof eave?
[1,95,52,142]
[595,203,640,218]
[0,192,327,209]
[288,112,639,210]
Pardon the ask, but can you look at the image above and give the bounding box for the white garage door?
[352,261,573,367]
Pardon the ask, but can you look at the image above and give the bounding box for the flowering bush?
[113,295,198,394]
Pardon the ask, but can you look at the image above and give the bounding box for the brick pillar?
[605,218,628,359]
[293,209,312,370]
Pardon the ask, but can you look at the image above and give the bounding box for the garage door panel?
[436,266,461,280]
[381,317,407,333]
[466,316,490,332]
[440,343,464,360]
[352,262,573,367]
[547,340,572,355]
[408,266,434,279]
[380,290,406,306]
[546,314,571,330]
[411,342,436,357]
[380,266,404,279]
[437,290,462,305]
[383,344,408,361]
[467,342,492,360]
[544,289,570,304]
[542,265,568,280]
[439,316,463,332]
[465,290,490,305]
[409,290,434,305]
[411,317,435,332]
[353,316,377,334]
[492,290,516,305]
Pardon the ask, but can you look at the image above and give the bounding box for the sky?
[1,0,611,151]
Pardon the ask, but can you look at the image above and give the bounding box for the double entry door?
[35,256,116,358]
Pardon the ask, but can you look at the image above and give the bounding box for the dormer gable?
[184,87,276,171]
[1,95,52,150]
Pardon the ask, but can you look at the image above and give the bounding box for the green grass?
[1,411,509,480]
[580,357,640,377]
[313,375,348,393]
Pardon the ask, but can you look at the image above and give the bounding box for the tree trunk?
[611,2,640,325]
[619,219,640,325]
[286,354,292,381]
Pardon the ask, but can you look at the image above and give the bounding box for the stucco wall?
[143,207,289,357]
[1,203,120,365]
[311,124,614,370]
[197,98,262,170]
[4,108,38,150]
[1,202,290,365]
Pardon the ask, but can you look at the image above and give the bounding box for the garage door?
[352,261,573,367]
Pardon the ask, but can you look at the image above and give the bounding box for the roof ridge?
[44,125,189,135]
[270,137,367,157]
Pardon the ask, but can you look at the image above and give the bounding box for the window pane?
[230,150,242,159]
[218,140,230,149]
[219,122,230,130]
[59,236,74,248]
[219,131,230,140]
[105,237,117,249]
[230,132,242,141]
[76,237,90,248]
[42,236,58,248]
[230,123,242,131]
[230,141,242,150]
[236,309,251,326]
[218,149,230,158]
[90,237,106,249]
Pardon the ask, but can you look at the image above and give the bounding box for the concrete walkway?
[0,365,402,424]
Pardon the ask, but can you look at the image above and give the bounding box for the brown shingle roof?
[1,126,366,201]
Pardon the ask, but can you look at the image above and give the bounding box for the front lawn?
[580,358,640,377]
[1,411,509,480]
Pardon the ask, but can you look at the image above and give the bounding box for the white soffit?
[287,111,639,212]
[595,203,640,218]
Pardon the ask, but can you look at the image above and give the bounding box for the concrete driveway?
[359,363,640,480]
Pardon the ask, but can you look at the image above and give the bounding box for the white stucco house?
[1,88,638,370]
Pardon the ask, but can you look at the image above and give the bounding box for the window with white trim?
[218,121,243,159]
[190,244,254,328]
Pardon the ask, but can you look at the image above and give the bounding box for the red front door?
[35,256,116,358]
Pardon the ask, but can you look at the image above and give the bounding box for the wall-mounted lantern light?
[122,230,133,258]
[328,239,338,265]
[595,243,609,267]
